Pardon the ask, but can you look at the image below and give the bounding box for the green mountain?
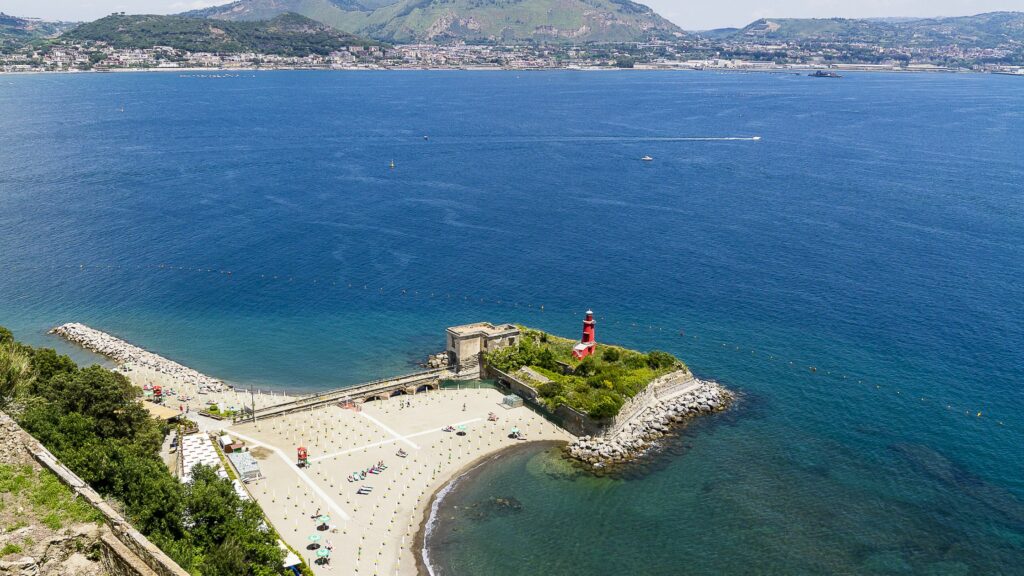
[184,0,683,43]
[61,13,381,55]
[725,12,1024,49]
[1,12,77,50]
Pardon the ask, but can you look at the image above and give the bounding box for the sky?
[5,0,1024,29]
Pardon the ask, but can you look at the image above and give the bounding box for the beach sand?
[223,386,573,575]
[124,363,300,417]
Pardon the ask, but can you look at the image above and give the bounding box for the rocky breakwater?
[50,323,224,390]
[567,380,733,467]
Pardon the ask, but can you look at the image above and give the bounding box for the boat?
[809,70,842,78]
[389,160,395,169]
[641,156,653,162]
[752,136,762,141]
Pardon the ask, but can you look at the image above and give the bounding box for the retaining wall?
[0,412,190,576]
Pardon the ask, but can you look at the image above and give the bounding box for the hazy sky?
[6,0,1024,29]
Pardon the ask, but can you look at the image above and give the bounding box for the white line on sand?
[309,418,483,463]
[227,429,351,521]
[359,411,421,450]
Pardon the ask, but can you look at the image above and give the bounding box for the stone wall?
[567,380,733,467]
[0,412,189,576]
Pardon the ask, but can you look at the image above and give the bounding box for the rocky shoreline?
[50,323,225,390]
[567,380,733,467]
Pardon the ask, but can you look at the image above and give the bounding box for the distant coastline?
[2,65,1013,76]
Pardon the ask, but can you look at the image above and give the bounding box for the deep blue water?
[1,70,1022,574]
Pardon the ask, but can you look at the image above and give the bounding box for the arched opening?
[416,384,434,393]
[389,389,407,397]
[363,395,383,403]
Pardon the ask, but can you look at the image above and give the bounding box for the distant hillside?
[184,0,683,43]
[725,12,1024,49]
[1,12,77,50]
[61,12,381,55]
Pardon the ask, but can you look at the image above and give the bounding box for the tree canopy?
[0,325,286,575]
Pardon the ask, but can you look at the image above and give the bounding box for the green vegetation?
[485,328,685,419]
[0,543,22,556]
[204,404,237,418]
[0,12,77,53]
[0,463,104,531]
[728,12,1024,49]
[186,0,682,43]
[63,13,383,56]
[0,326,286,575]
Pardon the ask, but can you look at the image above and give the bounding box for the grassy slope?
[188,0,682,42]
[734,12,1024,48]
[0,464,103,535]
[61,13,382,55]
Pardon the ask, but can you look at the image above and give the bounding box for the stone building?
[445,322,520,368]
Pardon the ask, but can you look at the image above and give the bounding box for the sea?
[1,70,1022,575]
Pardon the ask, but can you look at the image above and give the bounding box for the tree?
[535,348,557,371]
[28,348,77,384]
[646,350,678,370]
[185,465,284,576]
[588,394,622,419]
[0,340,33,410]
[575,356,597,377]
[601,347,620,362]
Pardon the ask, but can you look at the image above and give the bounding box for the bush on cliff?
[0,326,286,576]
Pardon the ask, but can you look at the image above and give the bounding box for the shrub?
[646,350,678,370]
[538,381,562,398]
[601,347,620,362]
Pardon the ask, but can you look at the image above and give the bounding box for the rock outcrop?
[567,381,733,467]
[51,323,224,390]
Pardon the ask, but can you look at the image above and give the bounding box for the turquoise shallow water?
[0,70,1022,574]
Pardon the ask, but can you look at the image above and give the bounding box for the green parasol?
[317,515,331,524]
[308,534,321,543]
[316,548,331,558]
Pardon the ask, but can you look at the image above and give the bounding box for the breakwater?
[50,322,224,389]
[567,380,732,467]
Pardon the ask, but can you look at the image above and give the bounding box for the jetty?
[52,322,223,389]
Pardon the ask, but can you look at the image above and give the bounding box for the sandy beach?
[226,387,572,575]
[51,322,575,574]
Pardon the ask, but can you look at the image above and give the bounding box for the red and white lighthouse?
[572,310,597,359]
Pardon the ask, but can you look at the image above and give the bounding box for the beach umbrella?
[316,548,331,558]
[317,515,331,525]
[308,534,322,544]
